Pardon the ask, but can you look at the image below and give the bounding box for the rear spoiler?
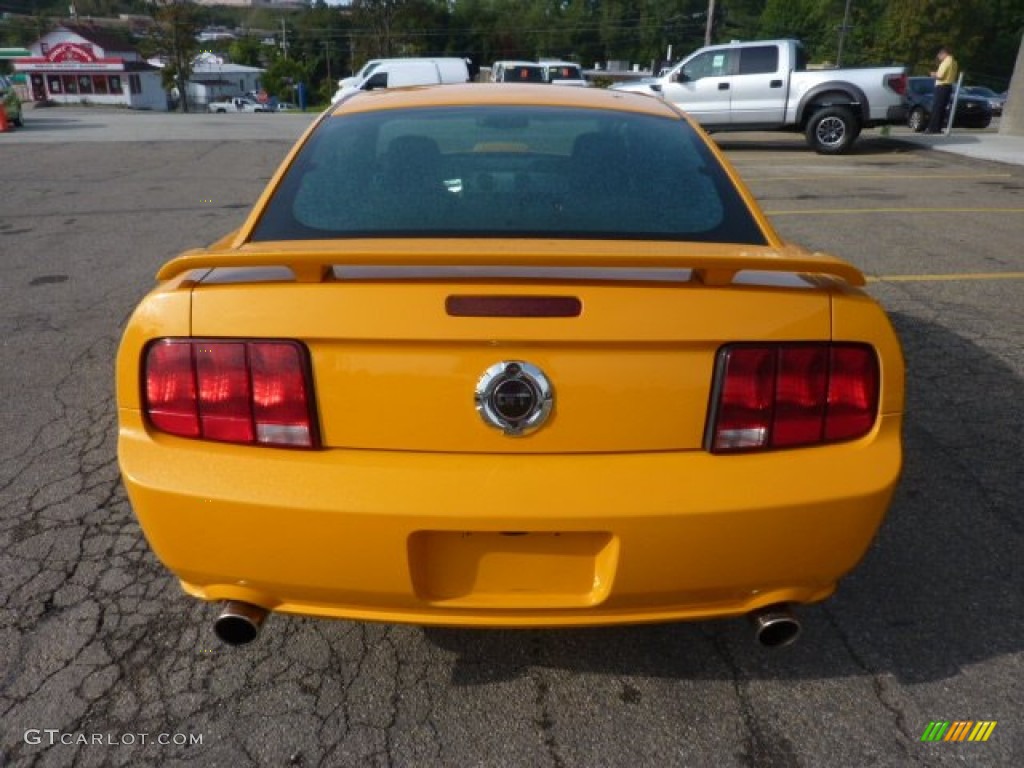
[156,240,866,287]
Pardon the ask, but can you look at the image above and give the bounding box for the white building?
[15,24,167,111]
[187,52,265,107]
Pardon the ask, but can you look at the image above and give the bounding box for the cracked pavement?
[0,110,1020,766]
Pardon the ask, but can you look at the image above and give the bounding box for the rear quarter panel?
[789,68,905,123]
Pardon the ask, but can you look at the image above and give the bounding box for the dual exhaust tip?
[213,600,801,648]
[214,601,268,646]
[749,604,802,648]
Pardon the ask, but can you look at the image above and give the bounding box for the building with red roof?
[15,24,167,111]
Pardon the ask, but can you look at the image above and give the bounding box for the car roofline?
[326,83,679,118]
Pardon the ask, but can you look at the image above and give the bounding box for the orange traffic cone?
[0,105,11,133]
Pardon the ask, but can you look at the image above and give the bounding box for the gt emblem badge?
[475,361,554,436]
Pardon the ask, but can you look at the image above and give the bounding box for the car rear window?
[503,66,545,82]
[546,65,583,80]
[251,105,768,245]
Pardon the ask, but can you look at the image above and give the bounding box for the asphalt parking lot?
[1,108,1021,767]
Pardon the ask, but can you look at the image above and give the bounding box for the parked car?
[904,77,992,131]
[539,60,588,86]
[962,85,1005,115]
[492,61,545,83]
[0,75,23,127]
[117,84,904,648]
[612,39,908,154]
[273,101,299,112]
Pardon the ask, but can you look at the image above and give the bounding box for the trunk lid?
[190,261,834,453]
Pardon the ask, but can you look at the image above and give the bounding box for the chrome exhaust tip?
[214,601,268,646]
[749,604,801,648]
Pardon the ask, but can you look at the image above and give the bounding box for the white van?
[332,58,470,103]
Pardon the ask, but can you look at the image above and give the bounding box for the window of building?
[78,74,94,94]
[47,75,62,94]
[109,75,123,94]
[93,76,109,95]
[129,74,142,95]
[62,75,78,94]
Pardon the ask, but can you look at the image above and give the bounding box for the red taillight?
[145,341,199,438]
[773,346,828,447]
[886,73,907,95]
[250,342,316,446]
[709,343,878,453]
[143,339,318,448]
[196,342,254,443]
[712,346,776,451]
[825,345,879,441]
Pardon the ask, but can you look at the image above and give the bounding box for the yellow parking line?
[766,207,1024,215]
[750,173,1012,182]
[867,272,1024,283]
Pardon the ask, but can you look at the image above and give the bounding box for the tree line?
[2,0,1021,105]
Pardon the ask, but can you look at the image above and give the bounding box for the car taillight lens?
[143,339,318,448]
[886,73,907,95]
[709,343,878,453]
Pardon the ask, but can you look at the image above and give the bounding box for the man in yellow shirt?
[927,46,958,133]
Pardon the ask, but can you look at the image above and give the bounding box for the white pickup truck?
[613,39,907,154]
[208,97,272,114]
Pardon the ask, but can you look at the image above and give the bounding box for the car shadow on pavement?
[424,310,1023,686]
[712,134,926,158]
[8,115,101,132]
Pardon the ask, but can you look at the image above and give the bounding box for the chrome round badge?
[475,361,554,436]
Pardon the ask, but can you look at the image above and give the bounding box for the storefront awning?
[0,48,32,58]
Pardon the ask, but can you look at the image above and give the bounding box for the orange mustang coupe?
[117,84,903,647]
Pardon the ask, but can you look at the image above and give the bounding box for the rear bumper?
[119,410,902,627]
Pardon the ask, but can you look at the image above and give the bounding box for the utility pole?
[281,19,288,59]
[705,0,716,47]
[323,40,331,83]
[836,0,853,67]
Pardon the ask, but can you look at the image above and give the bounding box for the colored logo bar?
[920,721,997,742]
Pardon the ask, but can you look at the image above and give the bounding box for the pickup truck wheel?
[806,106,860,155]
[908,107,927,132]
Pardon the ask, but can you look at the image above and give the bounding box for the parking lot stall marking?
[867,272,1024,283]
[765,207,1024,216]
[745,172,1013,182]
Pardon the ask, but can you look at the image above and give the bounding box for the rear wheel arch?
[798,84,869,127]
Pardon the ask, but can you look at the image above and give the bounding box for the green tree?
[263,55,310,103]
[758,0,829,58]
[228,36,265,68]
[875,0,1023,86]
[352,0,402,57]
[718,0,768,42]
[149,0,204,112]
